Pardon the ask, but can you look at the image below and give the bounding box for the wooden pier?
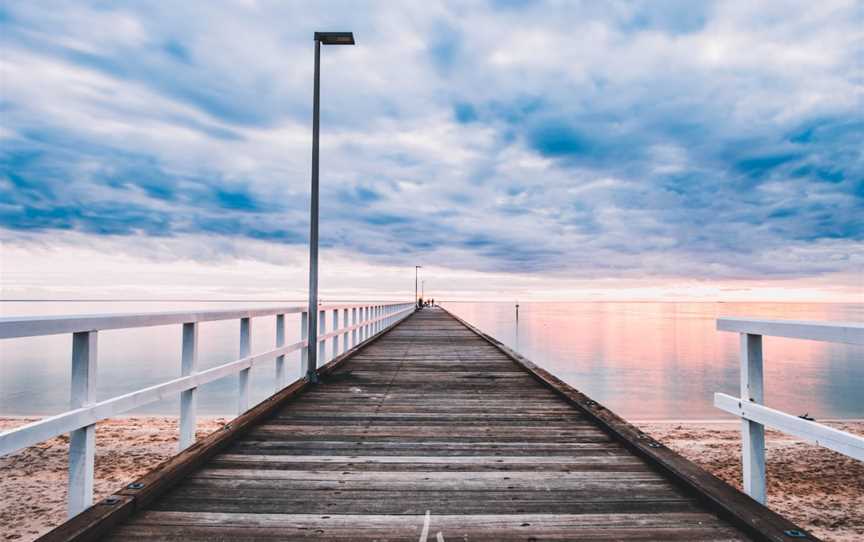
[43,308,813,541]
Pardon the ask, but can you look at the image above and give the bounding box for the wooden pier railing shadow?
[40,307,815,541]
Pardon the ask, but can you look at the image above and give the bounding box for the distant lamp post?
[307,31,355,383]
[415,266,422,306]
[421,280,425,299]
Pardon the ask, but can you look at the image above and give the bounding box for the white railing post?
[179,322,198,451]
[68,330,97,517]
[740,332,766,503]
[318,310,327,364]
[331,309,339,357]
[238,317,251,414]
[351,307,358,347]
[301,311,309,376]
[361,306,367,340]
[343,308,350,352]
[275,314,286,391]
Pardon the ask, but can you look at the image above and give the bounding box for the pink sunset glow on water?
[444,301,863,420]
[1,300,860,420]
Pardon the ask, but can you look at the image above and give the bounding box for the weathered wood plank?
[205,454,648,472]
[224,440,626,457]
[152,496,699,516]
[189,468,669,483]
[106,512,749,541]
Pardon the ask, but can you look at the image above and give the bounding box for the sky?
[0,0,862,302]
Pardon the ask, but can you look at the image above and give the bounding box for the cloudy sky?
[1,1,861,301]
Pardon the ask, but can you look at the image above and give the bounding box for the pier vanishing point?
[9,305,824,541]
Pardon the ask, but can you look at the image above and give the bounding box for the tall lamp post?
[307,31,355,383]
[415,265,422,307]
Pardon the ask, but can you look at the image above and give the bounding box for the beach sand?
[0,416,227,541]
[637,421,864,542]
[1,417,861,541]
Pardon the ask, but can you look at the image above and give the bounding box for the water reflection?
[1,301,861,419]
[445,302,863,420]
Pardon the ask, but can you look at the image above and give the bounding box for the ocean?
[1,300,861,420]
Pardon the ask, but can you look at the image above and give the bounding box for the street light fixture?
[315,32,355,45]
[307,31,355,383]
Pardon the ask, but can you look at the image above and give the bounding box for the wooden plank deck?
[46,308,815,541]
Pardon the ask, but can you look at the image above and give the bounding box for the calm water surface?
[444,302,863,420]
[1,301,862,420]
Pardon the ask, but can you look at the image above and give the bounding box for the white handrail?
[0,302,408,339]
[717,317,864,345]
[714,394,864,459]
[0,301,415,517]
[714,317,864,505]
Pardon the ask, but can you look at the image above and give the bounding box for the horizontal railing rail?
[717,317,864,345]
[0,301,415,518]
[0,302,397,339]
[714,317,864,505]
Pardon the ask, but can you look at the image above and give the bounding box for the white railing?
[714,317,864,504]
[0,301,414,517]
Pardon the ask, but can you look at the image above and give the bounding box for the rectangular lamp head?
[315,32,355,45]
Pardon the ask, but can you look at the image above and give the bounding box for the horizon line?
[0,298,859,304]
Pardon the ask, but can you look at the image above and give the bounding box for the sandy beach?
[1,417,861,541]
[0,416,228,541]
[637,421,864,542]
